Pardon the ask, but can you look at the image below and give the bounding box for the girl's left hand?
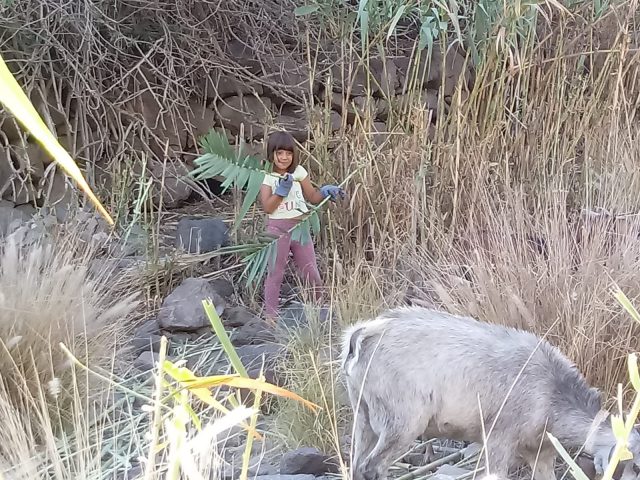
[320,184,346,201]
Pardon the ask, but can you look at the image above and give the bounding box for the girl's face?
[273,149,293,172]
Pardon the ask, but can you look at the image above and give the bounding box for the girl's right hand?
[274,173,294,197]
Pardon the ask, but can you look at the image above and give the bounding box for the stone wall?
[0,30,473,216]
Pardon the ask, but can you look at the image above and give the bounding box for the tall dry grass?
[270,0,640,451]
[0,218,141,475]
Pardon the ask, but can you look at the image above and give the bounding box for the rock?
[279,447,339,475]
[263,56,319,100]
[223,455,279,480]
[134,350,159,371]
[88,257,145,280]
[226,39,261,74]
[110,223,149,256]
[131,334,162,355]
[371,57,399,97]
[216,95,273,140]
[149,160,192,209]
[14,203,37,217]
[431,475,457,480]
[234,343,284,372]
[394,45,471,97]
[118,463,143,480]
[461,442,482,459]
[41,168,76,212]
[576,455,597,480]
[278,303,332,329]
[157,277,226,331]
[436,465,470,477]
[202,70,264,100]
[246,365,281,386]
[371,122,388,148]
[9,142,47,179]
[253,476,317,480]
[232,318,277,346]
[210,277,234,299]
[329,111,342,132]
[404,453,429,467]
[223,305,260,328]
[272,114,308,142]
[0,205,31,237]
[0,114,22,143]
[175,217,229,254]
[331,62,369,96]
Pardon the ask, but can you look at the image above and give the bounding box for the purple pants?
[263,218,323,317]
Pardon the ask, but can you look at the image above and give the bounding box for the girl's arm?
[300,176,325,205]
[259,184,285,214]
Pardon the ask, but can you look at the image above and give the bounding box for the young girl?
[259,130,345,324]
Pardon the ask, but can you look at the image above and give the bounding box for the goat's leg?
[482,441,514,480]
[350,398,378,480]
[523,446,557,480]
[360,412,425,480]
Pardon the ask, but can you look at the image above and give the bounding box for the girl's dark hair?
[266,130,299,173]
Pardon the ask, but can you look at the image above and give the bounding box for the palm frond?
[189,129,278,230]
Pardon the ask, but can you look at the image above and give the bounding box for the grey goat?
[340,306,640,480]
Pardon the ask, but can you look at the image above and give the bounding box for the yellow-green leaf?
[619,446,633,461]
[163,360,262,440]
[203,300,249,377]
[182,375,321,412]
[612,287,640,325]
[0,53,113,226]
[628,354,640,393]
[611,414,626,440]
[154,441,168,454]
[547,433,592,480]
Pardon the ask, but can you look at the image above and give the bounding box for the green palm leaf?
[190,130,273,230]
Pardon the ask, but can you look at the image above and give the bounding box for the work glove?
[274,173,294,197]
[320,184,346,202]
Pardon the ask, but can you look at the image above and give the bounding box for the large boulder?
[261,55,320,101]
[149,160,192,209]
[157,277,227,331]
[279,447,339,475]
[216,95,273,140]
[175,217,229,254]
[0,204,31,237]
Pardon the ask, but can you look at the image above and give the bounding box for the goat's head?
[592,427,640,479]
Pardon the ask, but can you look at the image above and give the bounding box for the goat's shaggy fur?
[340,306,640,480]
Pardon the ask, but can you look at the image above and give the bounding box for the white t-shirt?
[262,165,309,219]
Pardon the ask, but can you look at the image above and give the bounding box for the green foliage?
[191,130,268,231]
[292,0,557,64]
